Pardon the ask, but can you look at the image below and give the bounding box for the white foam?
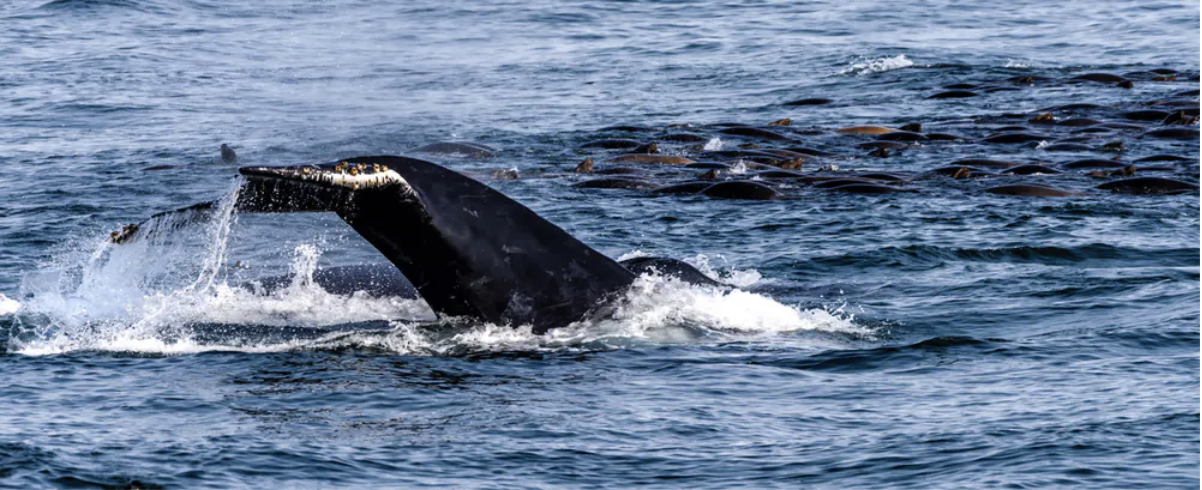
[838,54,915,76]
[0,294,19,316]
[703,137,724,151]
[10,190,867,356]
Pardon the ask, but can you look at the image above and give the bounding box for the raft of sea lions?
[407,68,1198,199]
[203,68,1196,200]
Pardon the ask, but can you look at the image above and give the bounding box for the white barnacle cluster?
[316,161,408,191]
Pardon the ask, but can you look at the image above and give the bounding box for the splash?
[0,294,18,315]
[703,137,724,151]
[9,187,866,356]
[838,54,915,76]
[311,272,866,357]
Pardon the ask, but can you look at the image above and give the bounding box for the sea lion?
[491,168,520,180]
[783,146,834,157]
[1056,118,1102,127]
[985,184,1079,197]
[1061,159,1129,169]
[1096,177,1199,195]
[718,127,795,141]
[579,139,644,150]
[983,133,1047,144]
[825,183,912,194]
[220,144,238,164]
[652,181,715,195]
[926,133,965,141]
[836,126,898,135]
[1163,112,1199,126]
[1042,143,1093,152]
[859,141,907,150]
[1051,103,1105,112]
[574,178,658,191]
[606,154,695,165]
[1071,73,1127,83]
[701,181,781,200]
[683,162,732,170]
[950,159,1021,168]
[928,166,992,179]
[1123,110,1171,121]
[1028,113,1056,124]
[755,169,806,179]
[659,133,711,143]
[1135,155,1194,163]
[876,131,929,142]
[595,167,646,175]
[811,178,887,188]
[574,157,594,173]
[855,173,910,182]
[783,97,833,106]
[143,165,184,171]
[632,142,660,154]
[1142,128,1200,140]
[929,90,980,99]
[1004,164,1061,175]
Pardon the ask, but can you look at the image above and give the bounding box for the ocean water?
[1,0,1199,488]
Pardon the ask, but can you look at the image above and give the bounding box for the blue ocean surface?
[0,0,1198,488]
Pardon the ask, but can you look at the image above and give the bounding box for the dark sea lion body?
[1061,159,1130,170]
[1096,177,1199,195]
[1143,128,1201,140]
[1135,155,1194,163]
[652,181,716,195]
[220,144,238,164]
[983,133,1048,144]
[574,178,658,191]
[701,181,781,200]
[1071,73,1128,83]
[929,90,980,99]
[812,178,883,189]
[660,133,711,143]
[783,97,833,106]
[985,184,1079,197]
[825,183,911,194]
[928,166,994,178]
[684,162,732,170]
[876,131,929,142]
[951,159,1021,168]
[1005,164,1062,175]
[606,154,695,165]
[580,139,644,150]
[718,127,795,141]
[1042,143,1093,152]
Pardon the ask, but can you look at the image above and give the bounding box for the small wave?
[837,54,915,76]
[809,243,1198,270]
[39,0,143,10]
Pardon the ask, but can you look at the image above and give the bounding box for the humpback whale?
[124,156,723,334]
